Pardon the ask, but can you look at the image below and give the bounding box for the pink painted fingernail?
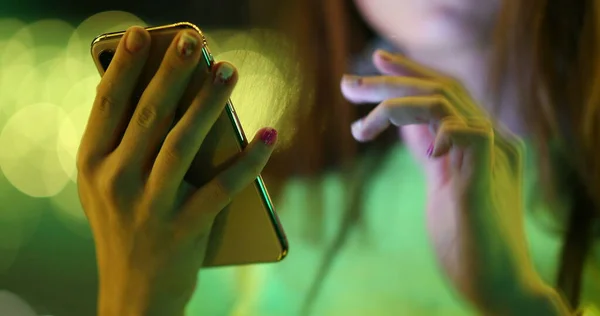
[214,62,235,85]
[426,143,434,157]
[177,32,199,57]
[259,128,278,146]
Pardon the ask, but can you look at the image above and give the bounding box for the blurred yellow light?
[0,103,71,197]
[0,14,301,237]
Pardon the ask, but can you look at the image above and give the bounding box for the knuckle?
[205,178,233,208]
[76,149,94,176]
[438,84,452,98]
[160,57,183,78]
[213,179,232,203]
[100,166,130,199]
[97,95,117,115]
[135,104,160,128]
[430,94,452,118]
[440,76,461,91]
[95,84,119,116]
[159,143,184,166]
[428,81,445,93]
[379,99,395,113]
[438,116,464,131]
[432,93,447,103]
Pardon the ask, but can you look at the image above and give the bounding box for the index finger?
[373,50,446,79]
[80,26,150,160]
[340,75,437,104]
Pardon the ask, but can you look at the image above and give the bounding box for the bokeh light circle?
[57,76,98,181]
[215,49,295,146]
[50,181,91,236]
[0,291,37,316]
[65,11,147,74]
[0,103,71,197]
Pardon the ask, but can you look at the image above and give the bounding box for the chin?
[389,27,481,54]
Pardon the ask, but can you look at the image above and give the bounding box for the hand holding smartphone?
[89,23,288,268]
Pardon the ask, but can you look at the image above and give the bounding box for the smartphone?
[90,22,288,267]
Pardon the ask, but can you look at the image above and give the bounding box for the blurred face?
[353,0,500,53]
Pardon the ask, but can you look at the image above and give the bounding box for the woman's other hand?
[77,26,277,316]
[341,50,569,314]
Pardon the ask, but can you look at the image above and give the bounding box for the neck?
[404,46,492,105]
[398,45,525,135]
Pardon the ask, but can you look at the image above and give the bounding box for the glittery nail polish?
[259,128,278,146]
[214,63,235,84]
[177,32,198,57]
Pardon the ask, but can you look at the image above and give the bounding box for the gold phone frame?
[90,22,289,265]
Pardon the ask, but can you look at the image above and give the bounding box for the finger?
[340,75,437,104]
[372,50,423,77]
[373,50,486,115]
[149,62,238,193]
[351,95,460,142]
[430,118,493,176]
[372,49,446,79]
[119,30,203,165]
[80,26,150,160]
[176,128,278,233]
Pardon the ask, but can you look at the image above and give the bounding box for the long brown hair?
[498,0,600,307]
[250,0,599,311]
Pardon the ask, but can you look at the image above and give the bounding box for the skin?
[78,27,277,316]
[353,0,525,133]
[345,0,572,314]
[80,1,574,315]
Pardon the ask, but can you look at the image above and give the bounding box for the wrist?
[97,277,189,316]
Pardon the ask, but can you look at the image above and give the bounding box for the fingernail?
[343,75,363,86]
[351,119,371,141]
[125,27,146,53]
[177,32,199,57]
[259,128,278,146]
[426,143,434,157]
[351,119,363,131]
[214,63,235,85]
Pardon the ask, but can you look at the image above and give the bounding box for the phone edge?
[90,22,289,262]
[197,30,290,263]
